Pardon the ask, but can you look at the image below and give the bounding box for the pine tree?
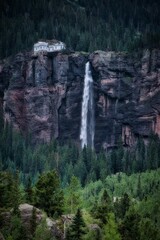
[34,170,64,217]
[103,213,121,240]
[33,218,52,240]
[12,172,21,216]
[65,176,82,214]
[119,208,141,240]
[114,193,130,219]
[92,189,112,227]
[67,209,86,240]
[25,176,33,204]
[30,207,37,238]
[140,218,159,240]
[136,174,142,200]
[9,214,28,240]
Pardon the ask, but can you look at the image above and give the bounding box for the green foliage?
[0,123,160,240]
[103,213,121,240]
[1,122,160,188]
[0,168,160,240]
[25,176,34,204]
[64,176,82,214]
[9,214,27,240]
[114,193,130,219]
[92,190,112,226]
[34,170,64,217]
[0,172,21,210]
[139,218,160,240]
[30,207,37,238]
[1,207,27,240]
[67,208,86,240]
[0,0,160,59]
[33,219,52,240]
[84,229,101,240]
[119,208,141,240]
[82,169,160,208]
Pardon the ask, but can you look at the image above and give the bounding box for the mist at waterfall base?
[80,62,95,149]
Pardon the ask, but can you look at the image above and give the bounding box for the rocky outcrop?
[19,203,63,239]
[90,50,160,150]
[0,52,88,145]
[19,203,43,225]
[1,203,63,239]
[0,49,160,150]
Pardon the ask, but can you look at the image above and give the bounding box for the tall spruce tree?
[67,209,86,240]
[34,170,64,217]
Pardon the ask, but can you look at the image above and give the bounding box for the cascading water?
[80,62,95,149]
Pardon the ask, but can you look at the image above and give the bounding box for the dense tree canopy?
[0,0,160,59]
[34,170,64,217]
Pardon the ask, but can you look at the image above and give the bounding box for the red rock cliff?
[0,49,160,150]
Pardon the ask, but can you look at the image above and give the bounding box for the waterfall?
[80,62,95,149]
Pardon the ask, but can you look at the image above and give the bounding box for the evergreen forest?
[0,0,160,239]
[0,0,160,59]
[0,121,160,239]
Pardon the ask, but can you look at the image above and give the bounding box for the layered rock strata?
[0,49,160,150]
[90,50,160,149]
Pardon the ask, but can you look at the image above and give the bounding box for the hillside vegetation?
[0,168,160,239]
[0,0,160,59]
[0,122,160,239]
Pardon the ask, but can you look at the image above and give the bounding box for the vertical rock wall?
[90,50,160,150]
[0,49,160,150]
[0,52,88,145]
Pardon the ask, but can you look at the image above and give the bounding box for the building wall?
[34,43,65,53]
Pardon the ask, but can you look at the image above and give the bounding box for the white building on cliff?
[34,39,66,54]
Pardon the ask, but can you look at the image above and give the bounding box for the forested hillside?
[0,164,160,239]
[0,122,160,186]
[0,112,160,239]
[0,0,160,59]
[0,122,159,237]
[0,1,160,239]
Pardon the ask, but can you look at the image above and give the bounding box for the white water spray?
[80,62,95,149]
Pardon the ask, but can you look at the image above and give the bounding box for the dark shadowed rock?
[89,49,160,150]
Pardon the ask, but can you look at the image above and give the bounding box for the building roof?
[34,42,48,47]
[37,39,65,45]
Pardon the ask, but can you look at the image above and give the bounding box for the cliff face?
[0,52,87,145]
[90,50,160,150]
[0,50,160,150]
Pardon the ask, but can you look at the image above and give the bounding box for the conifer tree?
[93,189,112,226]
[33,218,52,240]
[67,209,86,240]
[12,172,21,216]
[119,208,141,240]
[34,170,64,217]
[103,213,121,240]
[65,176,82,214]
[114,193,130,219]
[25,176,34,204]
[30,207,37,238]
[9,214,27,240]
